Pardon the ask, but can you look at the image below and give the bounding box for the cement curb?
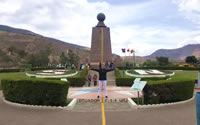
[3,98,77,110]
[136,95,194,109]
[26,71,78,78]
[127,98,137,109]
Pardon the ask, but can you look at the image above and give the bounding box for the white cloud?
[0,0,200,57]
[111,24,200,56]
[173,0,200,25]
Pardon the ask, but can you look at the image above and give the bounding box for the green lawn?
[0,70,80,89]
[27,69,76,75]
[120,70,198,80]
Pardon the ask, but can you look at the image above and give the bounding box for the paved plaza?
[0,89,197,125]
[68,86,142,100]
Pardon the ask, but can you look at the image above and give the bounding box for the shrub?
[30,67,65,71]
[45,69,88,87]
[1,79,69,106]
[116,77,168,86]
[67,77,86,87]
[0,68,25,73]
[143,80,195,104]
[115,69,196,104]
[117,66,200,71]
[67,68,88,87]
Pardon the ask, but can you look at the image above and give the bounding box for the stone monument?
[90,13,112,67]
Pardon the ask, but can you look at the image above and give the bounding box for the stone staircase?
[87,70,116,86]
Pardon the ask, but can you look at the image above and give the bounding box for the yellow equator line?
[101,99,106,125]
[100,27,106,125]
[101,27,104,64]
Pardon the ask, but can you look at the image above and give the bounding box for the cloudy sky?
[0,0,200,56]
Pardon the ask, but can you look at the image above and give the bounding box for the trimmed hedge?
[68,68,88,87]
[1,79,69,106]
[116,77,168,86]
[30,67,65,71]
[115,68,168,86]
[115,68,195,104]
[45,69,88,87]
[117,66,200,71]
[143,80,195,104]
[0,68,25,73]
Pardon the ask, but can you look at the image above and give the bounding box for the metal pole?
[137,91,139,105]
[142,91,144,105]
[134,52,136,68]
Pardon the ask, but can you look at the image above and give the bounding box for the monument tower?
[90,13,112,67]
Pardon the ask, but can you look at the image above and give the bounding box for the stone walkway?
[0,91,197,125]
[68,86,142,100]
[73,101,131,112]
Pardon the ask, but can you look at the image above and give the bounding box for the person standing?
[88,73,92,87]
[90,63,114,98]
[93,73,97,86]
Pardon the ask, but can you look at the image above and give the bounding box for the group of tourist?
[87,73,97,87]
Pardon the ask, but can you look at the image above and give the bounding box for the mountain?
[0,25,91,67]
[0,25,89,50]
[145,44,200,60]
[0,24,121,67]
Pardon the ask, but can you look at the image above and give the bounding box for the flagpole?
[134,51,136,68]
[124,50,126,77]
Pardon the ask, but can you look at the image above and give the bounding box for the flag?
[131,49,134,54]
[127,48,130,52]
[121,48,126,53]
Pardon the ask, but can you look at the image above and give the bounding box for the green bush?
[1,79,69,106]
[0,68,25,73]
[115,69,168,86]
[143,80,195,104]
[67,77,86,87]
[45,69,88,87]
[116,77,168,86]
[30,67,65,71]
[67,68,88,87]
[115,69,196,104]
[117,66,200,71]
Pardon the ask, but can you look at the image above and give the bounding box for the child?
[88,73,91,87]
[93,74,97,86]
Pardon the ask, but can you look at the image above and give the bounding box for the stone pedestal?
[90,13,112,68]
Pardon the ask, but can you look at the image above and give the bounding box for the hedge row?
[68,68,88,87]
[30,67,65,71]
[117,66,200,71]
[115,68,168,86]
[45,69,88,87]
[116,77,168,86]
[143,80,195,104]
[1,79,69,106]
[0,68,25,73]
[115,68,195,104]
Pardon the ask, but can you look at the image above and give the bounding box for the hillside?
[145,44,200,60]
[0,25,90,67]
[0,25,122,68]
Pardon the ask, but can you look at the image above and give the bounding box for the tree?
[67,49,80,65]
[156,56,169,66]
[26,50,49,67]
[185,56,198,64]
[143,60,158,67]
[60,52,68,65]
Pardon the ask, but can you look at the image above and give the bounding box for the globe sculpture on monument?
[90,13,112,68]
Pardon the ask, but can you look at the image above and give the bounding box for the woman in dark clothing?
[91,63,114,98]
